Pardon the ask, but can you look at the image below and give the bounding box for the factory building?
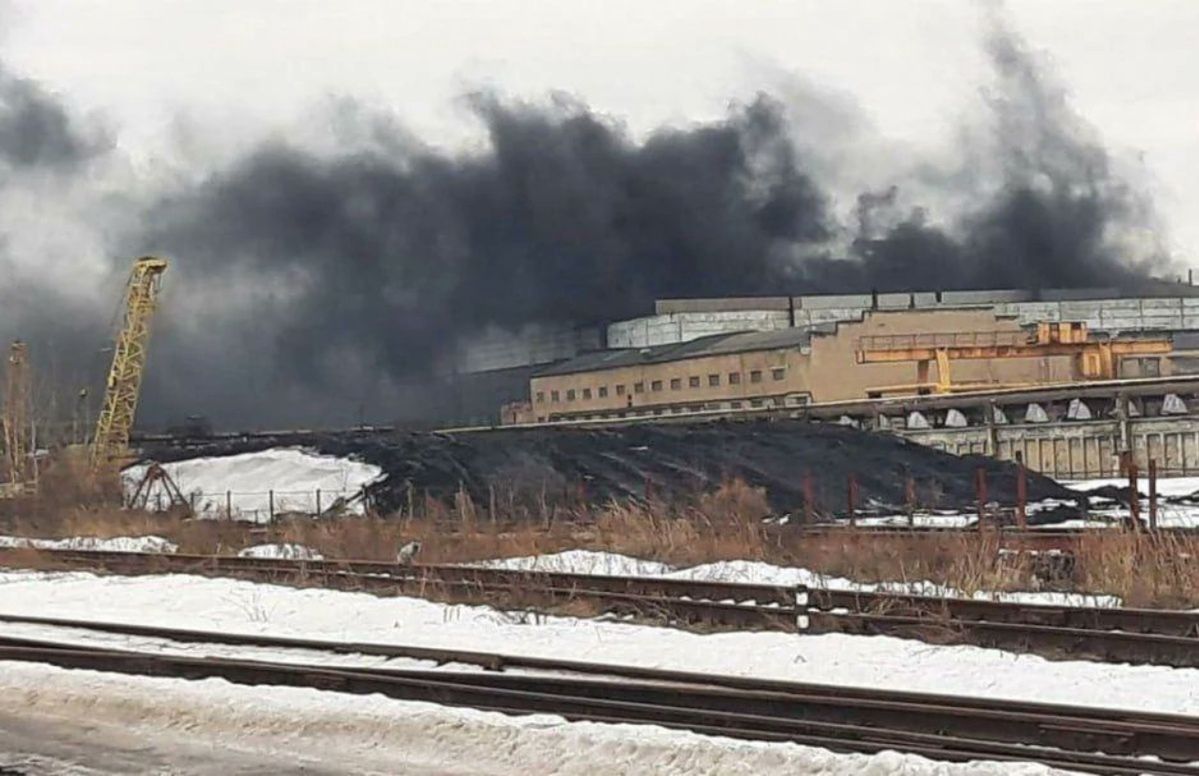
[520,307,1169,423]
[443,285,1199,426]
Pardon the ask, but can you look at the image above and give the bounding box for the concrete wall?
[656,297,791,314]
[609,296,1199,350]
[454,323,602,374]
[608,311,792,348]
[530,347,810,421]
[903,416,1199,480]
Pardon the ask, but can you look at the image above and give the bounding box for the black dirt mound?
[139,420,1077,516]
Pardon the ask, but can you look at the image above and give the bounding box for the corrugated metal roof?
[533,326,827,378]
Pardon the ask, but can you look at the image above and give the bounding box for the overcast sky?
[2,0,1196,264]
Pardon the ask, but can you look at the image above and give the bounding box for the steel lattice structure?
[91,256,168,471]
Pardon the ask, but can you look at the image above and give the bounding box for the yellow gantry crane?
[90,256,169,472]
[856,322,1174,395]
[2,340,32,493]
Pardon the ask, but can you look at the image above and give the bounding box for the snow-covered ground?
[0,569,1189,716]
[0,660,1070,776]
[482,550,1122,607]
[122,448,383,522]
[1060,475,1199,528]
[0,534,177,553]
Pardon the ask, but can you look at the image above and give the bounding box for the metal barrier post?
[1148,459,1158,532]
[1015,451,1027,530]
[226,490,232,519]
[904,475,916,528]
[846,472,857,527]
[315,488,322,515]
[269,490,275,523]
[975,467,987,530]
[1128,462,1140,530]
[803,470,814,524]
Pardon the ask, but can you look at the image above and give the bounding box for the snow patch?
[237,543,324,561]
[473,550,1122,607]
[0,535,177,553]
[122,448,383,522]
[478,549,673,576]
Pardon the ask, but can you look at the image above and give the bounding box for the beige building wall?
[805,308,1076,401]
[526,308,1166,422]
[530,347,810,421]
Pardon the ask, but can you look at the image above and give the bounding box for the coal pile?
[140,420,1077,517]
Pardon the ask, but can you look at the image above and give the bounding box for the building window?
[616,384,626,396]
[730,401,742,409]
[536,416,545,422]
[653,408,664,416]
[689,376,700,388]
[582,387,592,400]
[750,398,763,408]
[598,386,608,398]
[670,378,681,390]
[634,382,645,394]
[771,367,785,381]
[750,370,762,384]
[729,372,741,385]
[708,374,720,387]
[535,391,545,403]
[551,390,560,402]
[690,405,703,412]
[566,389,576,401]
[651,380,663,392]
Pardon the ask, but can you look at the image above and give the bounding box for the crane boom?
[91,256,168,470]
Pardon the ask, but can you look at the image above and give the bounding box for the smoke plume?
[0,17,1177,429]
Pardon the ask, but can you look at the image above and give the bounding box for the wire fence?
[143,487,367,523]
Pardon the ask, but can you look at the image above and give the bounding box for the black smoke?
[0,18,1178,429]
[0,65,107,171]
[136,92,834,420]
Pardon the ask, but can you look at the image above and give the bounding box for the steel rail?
[0,629,1196,774]
[6,547,1199,666]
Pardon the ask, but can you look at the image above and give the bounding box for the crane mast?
[91,256,168,471]
[3,340,31,489]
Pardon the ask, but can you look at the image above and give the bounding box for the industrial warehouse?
[483,288,1194,424]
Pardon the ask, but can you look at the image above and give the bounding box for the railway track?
[0,617,1197,774]
[4,547,1199,667]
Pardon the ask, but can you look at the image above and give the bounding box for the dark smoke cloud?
[0,66,107,171]
[133,93,837,424]
[846,20,1168,291]
[0,17,1177,429]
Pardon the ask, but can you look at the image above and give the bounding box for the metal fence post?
[226,490,232,520]
[803,470,814,524]
[1128,462,1140,530]
[315,488,322,516]
[269,489,275,523]
[975,466,987,530]
[1015,451,1027,531]
[1148,458,1158,532]
[846,472,857,527]
[904,475,916,528]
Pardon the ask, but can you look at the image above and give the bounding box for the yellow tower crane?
[2,340,32,493]
[90,256,169,472]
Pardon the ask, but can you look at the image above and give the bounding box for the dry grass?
[6,476,1199,608]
